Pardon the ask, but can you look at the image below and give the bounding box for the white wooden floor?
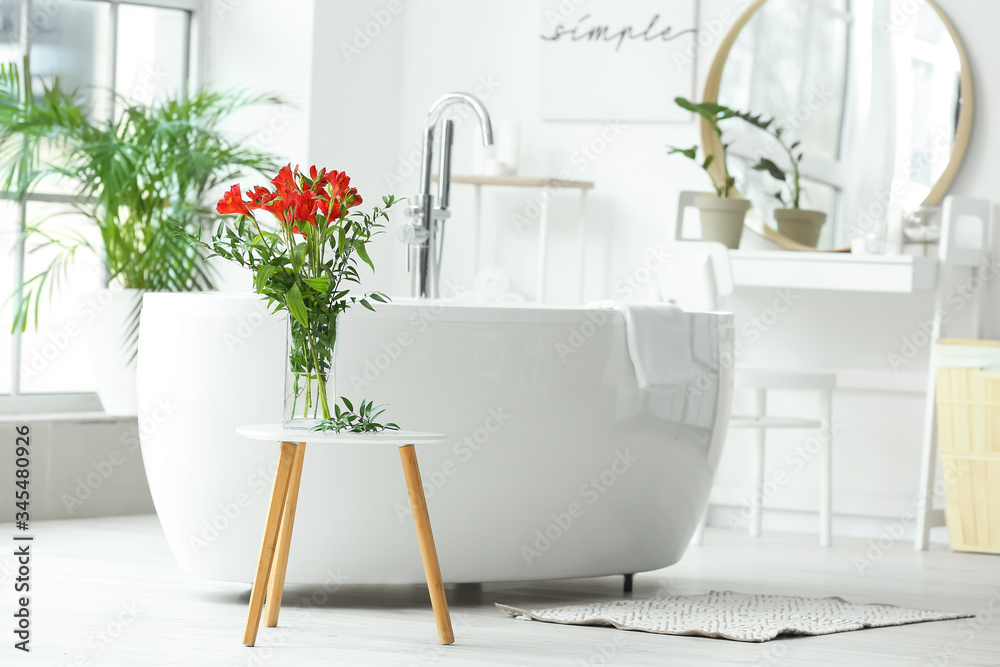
[3,515,998,666]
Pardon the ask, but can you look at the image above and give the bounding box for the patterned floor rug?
[496,591,973,642]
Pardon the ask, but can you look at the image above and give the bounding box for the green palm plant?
[0,57,87,200]
[1,56,281,355]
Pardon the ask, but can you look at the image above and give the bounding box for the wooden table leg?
[243,441,297,647]
[265,442,307,627]
[399,444,455,645]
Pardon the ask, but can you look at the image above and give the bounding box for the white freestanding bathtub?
[137,294,733,585]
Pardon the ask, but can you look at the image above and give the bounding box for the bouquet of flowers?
[207,163,398,428]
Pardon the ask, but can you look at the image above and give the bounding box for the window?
[1,0,199,413]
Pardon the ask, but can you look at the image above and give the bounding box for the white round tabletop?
[236,424,446,445]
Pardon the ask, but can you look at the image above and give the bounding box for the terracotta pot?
[693,194,751,250]
[774,208,827,248]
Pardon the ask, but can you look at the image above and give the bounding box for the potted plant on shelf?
[200,163,400,431]
[0,56,279,414]
[668,96,751,250]
[731,110,826,248]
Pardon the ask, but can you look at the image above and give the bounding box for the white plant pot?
[694,194,751,249]
[84,287,143,416]
[774,208,827,248]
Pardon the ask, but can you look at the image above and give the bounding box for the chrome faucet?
[399,92,493,298]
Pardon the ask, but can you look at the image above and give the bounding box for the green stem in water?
[305,328,332,421]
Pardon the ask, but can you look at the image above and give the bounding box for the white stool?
[728,368,837,547]
[701,370,836,546]
[657,241,838,547]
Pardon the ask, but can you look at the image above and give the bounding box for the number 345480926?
[15,425,29,517]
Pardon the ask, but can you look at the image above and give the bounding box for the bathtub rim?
[142,292,734,329]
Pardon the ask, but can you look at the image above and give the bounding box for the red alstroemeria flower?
[315,197,332,220]
[271,164,299,197]
[287,192,321,236]
[293,192,319,223]
[345,187,362,208]
[309,165,330,188]
[245,185,275,211]
[328,171,351,200]
[217,184,251,216]
[262,194,288,223]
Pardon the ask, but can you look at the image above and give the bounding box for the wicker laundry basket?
[934,339,1000,554]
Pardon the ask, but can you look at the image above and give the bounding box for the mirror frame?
[700,0,975,252]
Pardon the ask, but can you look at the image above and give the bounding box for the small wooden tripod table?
[235,425,453,648]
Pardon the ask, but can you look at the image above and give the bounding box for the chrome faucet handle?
[398,221,430,245]
[403,205,450,222]
[398,221,430,274]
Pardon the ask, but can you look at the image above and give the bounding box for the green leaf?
[303,275,329,292]
[674,97,734,120]
[668,145,698,160]
[752,157,787,182]
[284,283,309,328]
[291,242,307,271]
[354,240,374,271]
[702,154,714,170]
[341,396,354,412]
[254,264,276,293]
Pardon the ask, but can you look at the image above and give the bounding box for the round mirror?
[701,0,973,251]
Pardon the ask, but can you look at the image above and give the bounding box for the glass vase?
[283,314,338,429]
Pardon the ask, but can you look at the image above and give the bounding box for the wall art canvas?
[539,0,698,121]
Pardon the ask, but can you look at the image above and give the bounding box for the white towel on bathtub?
[591,302,696,390]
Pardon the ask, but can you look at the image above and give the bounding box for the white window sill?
[0,411,133,423]
[0,392,106,417]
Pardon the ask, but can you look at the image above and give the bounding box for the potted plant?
[669,96,751,250]
[731,110,826,248]
[200,164,400,431]
[0,56,280,414]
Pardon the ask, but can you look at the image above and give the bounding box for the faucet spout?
[424,92,494,145]
[402,92,494,299]
[416,93,493,198]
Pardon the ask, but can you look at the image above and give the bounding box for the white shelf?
[730,250,938,293]
[440,174,594,189]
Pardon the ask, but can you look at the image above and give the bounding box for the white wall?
[203,0,999,538]
[202,0,318,292]
[307,0,407,295]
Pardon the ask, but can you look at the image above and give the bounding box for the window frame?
[4,0,201,414]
